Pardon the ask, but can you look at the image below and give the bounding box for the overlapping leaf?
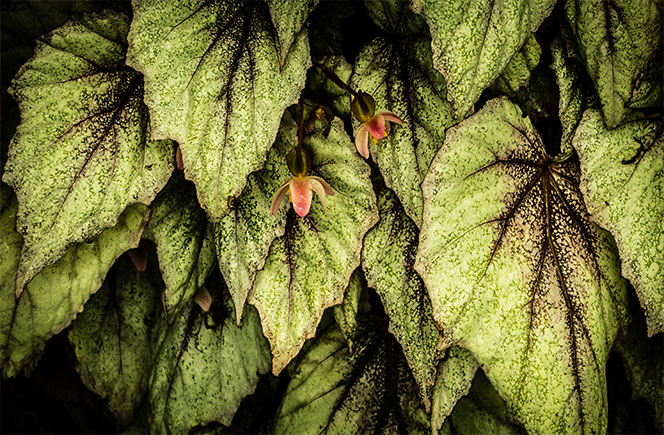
[266,0,319,69]
[411,0,556,118]
[145,172,215,322]
[361,184,441,410]
[492,34,541,96]
[565,0,661,128]
[213,113,294,325]
[127,0,310,221]
[415,97,628,433]
[573,110,663,334]
[249,118,378,375]
[148,276,271,433]
[333,269,365,352]
[69,255,161,426]
[275,321,430,434]
[351,0,453,226]
[2,11,174,293]
[431,347,479,432]
[3,204,149,377]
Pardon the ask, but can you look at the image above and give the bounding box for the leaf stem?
[313,61,357,97]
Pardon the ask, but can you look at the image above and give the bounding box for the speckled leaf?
[146,172,215,322]
[431,347,479,433]
[266,0,318,68]
[148,275,271,433]
[361,184,442,411]
[0,185,22,370]
[213,113,293,325]
[127,0,310,221]
[411,0,556,118]
[565,0,661,128]
[333,269,365,351]
[2,12,174,294]
[249,118,378,375]
[551,36,586,155]
[448,370,524,434]
[573,110,663,335]
[69,254,161,426]
[3,204,149,377]
[415,97,628,433]
[275,321,430,435]
[492,34,541,96]
[351,1,453,226]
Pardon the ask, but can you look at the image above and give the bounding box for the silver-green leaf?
[145,172,216,322]
[2,11,174,294]
[266,0,319,69]
[127,0,310,221]
[351,1,453,226]
[362,184,442,411]
[415,97,628,433]
[3,203,149,377]
[148,276,271,433]
[492,34,541,96]
[573,110,663,335]
[69,254,161,426]
[411,0,556,118]
[249,118,378,375]
[565,0,662,128]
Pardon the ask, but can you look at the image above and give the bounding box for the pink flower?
[354,111,403,159]
[270,175,334,217]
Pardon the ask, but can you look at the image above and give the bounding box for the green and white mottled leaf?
[551,36,586,156]
[565,0,662,128]
[127,0,310,221]
[492,34,541,96]
[148,275,271,433]
[411,0,556,118]
[3,203,149,377]
[249,118,378,375]
[69,254,161,426]
[415,97,628,433]
[573,110,663,335]
[362,184,442,411]
[351,1,453,226]
[146,172,215,322]
[448,370,524,434]
[213,113,293,325]
[275,321,430,435]
[431,347,479,433]
[266,0,318,69]
[0,184,22,370]
[333,269,365,351]
[2,11,173,294]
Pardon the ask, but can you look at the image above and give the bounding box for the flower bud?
[351,92,376,123]
[286,147,312,177]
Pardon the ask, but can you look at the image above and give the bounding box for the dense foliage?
[1,0,662,433]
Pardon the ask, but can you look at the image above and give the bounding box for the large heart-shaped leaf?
[415,97,628,433]
[145,172,216,322]
[249,118,378,375]
[361,183,442,410]
[351,0,453,226]
[68,254,161,426]
[3,203,149,377]
[2,11,173,294]
[573,110,663,335]
[213,112,294,325]
[127,0,310,221]
[275,321,430,434]
[148,274,271,433]
[565,0,661,128]
[411,0,556,118]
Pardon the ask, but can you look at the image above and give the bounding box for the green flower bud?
[286,147,312,177]
[351,91,376,123]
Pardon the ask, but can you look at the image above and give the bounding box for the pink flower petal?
[176,146,184,170]
[308,177,333,212]
[354,125,370,158]
[194,287,212,312]
[270,181,290,216]
[378,111,403,125]
[365,114,386,139]
[308,176,334,195]
[290,177,313,217]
